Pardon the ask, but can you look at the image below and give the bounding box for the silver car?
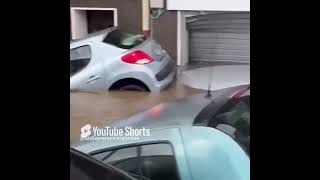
[70,28,176,92]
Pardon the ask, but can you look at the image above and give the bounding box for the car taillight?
[229,86,250,98]
[121,50,153,64]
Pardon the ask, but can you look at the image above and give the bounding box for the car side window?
[139,144,180,180]
[70,45,91,77]
[91,143,180,180]
[70,148,136,180]
[103,146,140,176]
[209,96,250,155]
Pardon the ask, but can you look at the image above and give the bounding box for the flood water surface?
[70,83,201,142]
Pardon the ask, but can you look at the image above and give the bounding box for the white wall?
[167,0,250,11]
[71,9,88,39]
[177,11,189,66]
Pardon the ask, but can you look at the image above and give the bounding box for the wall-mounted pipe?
[142,0,150,37]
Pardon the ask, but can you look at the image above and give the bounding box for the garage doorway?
[177,11,250,66]
[70,7,118,40]
[187,12,250,64]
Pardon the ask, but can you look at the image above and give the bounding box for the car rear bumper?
[155,60,175,81]
[150,65,176,91]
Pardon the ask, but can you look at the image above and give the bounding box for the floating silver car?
[70,28,176,92]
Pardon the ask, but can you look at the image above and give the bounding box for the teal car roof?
[72,126,249,180]
[179,126,249,180]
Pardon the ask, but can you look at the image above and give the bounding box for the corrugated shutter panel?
[187,12,250,63]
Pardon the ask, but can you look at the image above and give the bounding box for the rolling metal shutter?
[187,12,250,63]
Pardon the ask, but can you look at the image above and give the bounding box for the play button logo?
[81,124,92,139]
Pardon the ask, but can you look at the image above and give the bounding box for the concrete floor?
[70,82,201,142]
[180,65,250,90]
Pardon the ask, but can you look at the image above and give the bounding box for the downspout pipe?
[142,0,150,37]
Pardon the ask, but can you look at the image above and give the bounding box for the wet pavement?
[70,82,202,142]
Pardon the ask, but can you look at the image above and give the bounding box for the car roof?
[109,93,211,128]
[110,86,248,130]
[179,126,250,180]
[72,126,250,180]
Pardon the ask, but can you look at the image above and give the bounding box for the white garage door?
[187,12,250,63]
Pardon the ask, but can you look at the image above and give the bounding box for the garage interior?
[70,8,117,40]
[87,10,114,33]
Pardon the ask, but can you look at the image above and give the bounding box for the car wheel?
[119,84,147,91]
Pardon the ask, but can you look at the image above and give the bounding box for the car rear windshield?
[209,96,250,156]
[103,29,145,49]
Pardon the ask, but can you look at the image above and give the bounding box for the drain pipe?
[142,0,150,37]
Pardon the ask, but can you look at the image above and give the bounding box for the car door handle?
[86,75,101,84]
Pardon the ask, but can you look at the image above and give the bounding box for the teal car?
[71,85,250,180]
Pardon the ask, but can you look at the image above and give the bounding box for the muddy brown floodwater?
[70,82,202,142]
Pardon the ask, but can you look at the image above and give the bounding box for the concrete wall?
[151,10,177,60]
[70,0,177,61]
